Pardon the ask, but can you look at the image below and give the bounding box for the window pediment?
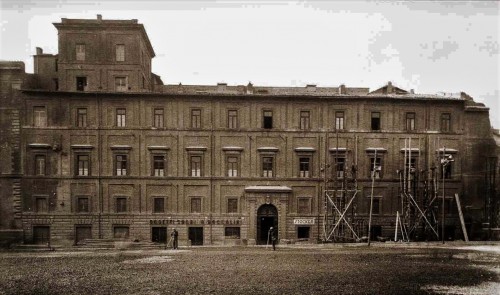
[294,147,316,153]
[257,147,279,153]
[186,146,207,152]
[28,143,51,149]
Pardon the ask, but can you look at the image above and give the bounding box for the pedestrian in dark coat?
[171,228,178,249]
[268,227,277,251]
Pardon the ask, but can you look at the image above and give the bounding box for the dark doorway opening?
[151,227,167,243]
[33,226,50,244]
[75,225,91,245]
[369,225,382,241]
[297,226,310,240]
[257,204,278,245]
[189,227,203,246]
[445,225,456,241]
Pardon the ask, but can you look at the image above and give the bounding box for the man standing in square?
[171,228,178,249]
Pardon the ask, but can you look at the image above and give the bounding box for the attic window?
[263,110,273,129]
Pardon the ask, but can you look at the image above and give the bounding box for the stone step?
[78,239,164,250]
[13,244,61,251]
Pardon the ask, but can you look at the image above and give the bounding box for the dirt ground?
[0,243,498,295]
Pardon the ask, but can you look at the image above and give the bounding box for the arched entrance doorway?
[257,204,278,245]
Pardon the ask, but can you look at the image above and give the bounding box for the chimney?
[36,47,43,55]
[410,89,415,94]
[306,84,316,92]
[97,14,102,21]
[339,84,346,94]
[246,82,254,94]
[387,81,393,93]
[217,83,227,92]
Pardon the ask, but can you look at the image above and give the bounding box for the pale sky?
[1,0,498,128]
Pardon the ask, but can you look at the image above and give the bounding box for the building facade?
[0,16,498,246]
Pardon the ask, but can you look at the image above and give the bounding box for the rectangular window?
[335,111,345,130]
[224,227,240,239]
[441,113,451,132]
[371,112,381,131]
[298,198,311,214]
[227,156,239,177]
[76,77,87,91]
[116,108,126,127]
[372,198,380,215]
[191,109,201,129]
[116,44,125,62]
[35,155,46,176]
[334,156,346,179]
[444,199,453,214]
[406,112,416,131]
[33,106,47,127]
[115,77,128,92]
[191,197,202,213]
[299,157,311,178]
[76,108,87,127]
[190,155,202,177]
[227,198,238,213]
[113,226,129,239]
[153,108,164,128]
[76,197,89,213]
[228,110,238,129]
[76,154,90,176]
[300,110,310,130]
[263,110,273,129]
[115,155,127,176]
[441,157,453,179]
[405,158,417,174]
[262,156,274,177]
[76,44,85,61]
[153,197,165,213]
[116,197,127,213]
[370,157,382,179]
[35,197,48,212]
[152,155,166,177]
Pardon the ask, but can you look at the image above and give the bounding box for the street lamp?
[441,154,454,244]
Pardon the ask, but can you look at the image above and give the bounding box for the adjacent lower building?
[0,15,498,247]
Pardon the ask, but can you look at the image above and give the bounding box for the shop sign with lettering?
[150,219,241,225]
[293,218,315,225]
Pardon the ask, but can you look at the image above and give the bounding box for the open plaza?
[0,242,499,295]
